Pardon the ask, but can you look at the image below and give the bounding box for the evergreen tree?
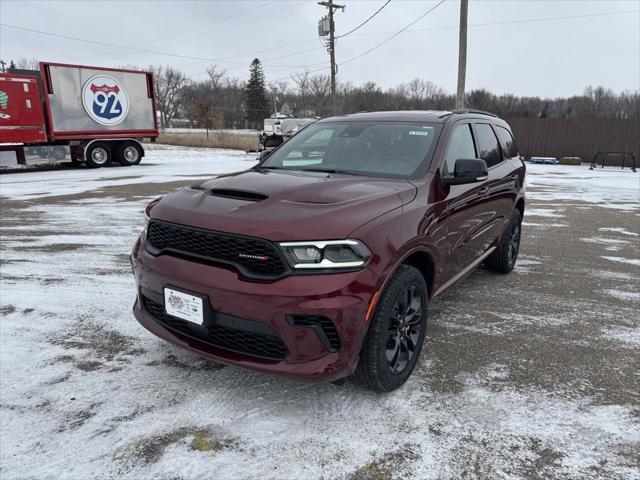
[244,58,268,129]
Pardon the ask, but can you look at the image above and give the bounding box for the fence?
[506,118,640,165]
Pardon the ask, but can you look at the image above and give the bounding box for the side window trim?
[495,125,519,159]
[491,124,508,161]
[471,122,504,169]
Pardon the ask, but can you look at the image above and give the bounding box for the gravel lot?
[1,145,638,479]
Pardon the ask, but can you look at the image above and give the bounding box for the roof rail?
[449,109,498,117]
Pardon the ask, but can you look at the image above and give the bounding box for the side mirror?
[259,150,273,161]
[443,158,488,186]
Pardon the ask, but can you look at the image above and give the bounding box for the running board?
[432,246,496,299]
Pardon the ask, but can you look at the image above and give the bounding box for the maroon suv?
[131,110,525,392]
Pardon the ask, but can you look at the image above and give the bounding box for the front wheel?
[353,265,428,392]
[485,208,522,273]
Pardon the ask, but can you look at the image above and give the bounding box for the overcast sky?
[1,0,638,98]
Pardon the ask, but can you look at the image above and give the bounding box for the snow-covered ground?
[1,150,638,479]
[525,163,640,211]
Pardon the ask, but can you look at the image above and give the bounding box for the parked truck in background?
[258,113,316,151]
[0,62,158,168]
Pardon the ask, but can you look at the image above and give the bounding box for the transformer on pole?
[318,0,345,116]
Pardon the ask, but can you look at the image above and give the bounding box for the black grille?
[288,315,341,351]
[143,295,287,360]
[146,220,287,279]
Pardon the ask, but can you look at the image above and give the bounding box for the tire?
[353,265,428,392]
[485,208,522,274]
[85,142,111,168]
[115,141,143,166]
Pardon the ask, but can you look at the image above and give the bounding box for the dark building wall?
[507,118,640,165]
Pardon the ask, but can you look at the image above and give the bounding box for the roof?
[318,109,500,124]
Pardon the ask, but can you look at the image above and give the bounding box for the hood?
[151,169,416,241]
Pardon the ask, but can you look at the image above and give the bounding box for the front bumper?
[131,236,379,382]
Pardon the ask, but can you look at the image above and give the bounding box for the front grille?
[146,220,287,279]
[143,295,287,360]
[288,315,341,351]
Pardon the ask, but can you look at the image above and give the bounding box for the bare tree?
[206,65,226,90]
[152,65,188,129]
[308,74,331,116]
[13,57,39,70]
[291,71,311,114]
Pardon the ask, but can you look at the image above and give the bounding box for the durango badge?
[82,75,129,126]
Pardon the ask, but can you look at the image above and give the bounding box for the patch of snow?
[601,326,640,347]
[604,289,640,302]
[524,208,565,218]
[522,221,568,228]
[593,270,637,281]
[602,256,640,267]
[598,227,639,237]
[580,237,631,252]
[514,257,541,274]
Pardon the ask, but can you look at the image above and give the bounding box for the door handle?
[478,187,489,196]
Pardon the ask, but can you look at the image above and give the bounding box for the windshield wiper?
[301,167,360,176]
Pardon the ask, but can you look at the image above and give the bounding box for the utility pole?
[318,0,344,115]
[0,60,6,73]
[456,0,468,109]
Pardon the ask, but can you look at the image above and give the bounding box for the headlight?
[279,239,371,270]
[143,196,163,234]
[144,196,163,224]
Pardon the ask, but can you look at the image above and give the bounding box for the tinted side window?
[443,124,476,176]
[495,126,519,158]
[474,124,502,168]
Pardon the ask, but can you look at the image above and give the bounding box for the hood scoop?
[209,189,268,202]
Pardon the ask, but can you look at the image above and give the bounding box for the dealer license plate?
[164,287,204,325]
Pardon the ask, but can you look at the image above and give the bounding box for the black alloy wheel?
[485,208,522,274]
[353,265,428,392]
[385,284,423,374]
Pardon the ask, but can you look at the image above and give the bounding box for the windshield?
[260,121,442,179]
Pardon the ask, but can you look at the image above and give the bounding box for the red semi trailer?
[0,62,159,168]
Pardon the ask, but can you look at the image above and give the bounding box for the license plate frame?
[163,287,204,326]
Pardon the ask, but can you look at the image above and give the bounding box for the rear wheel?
[85,142,111,168]
[485,208,522,273]
[115,141,143,166]
[353,265,428,392]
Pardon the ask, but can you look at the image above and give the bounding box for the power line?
[268,0,447,84]
[336,0,391,39]
[349,8,640,37]
[0,23,318,70]
[340,0,447,67]
[85,2,300,66]
[74,2,266,63]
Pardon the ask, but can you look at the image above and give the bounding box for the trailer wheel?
[116,141,143,166]
[85,142,111,168]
